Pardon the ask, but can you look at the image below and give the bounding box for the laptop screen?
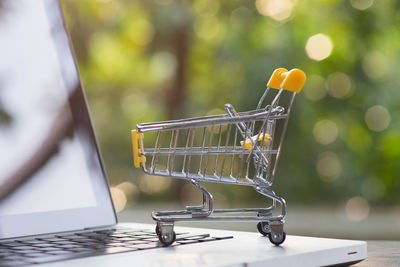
[0,0,116,238]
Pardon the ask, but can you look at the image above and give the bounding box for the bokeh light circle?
[350,0,374,10]
[313,120,339,145]
[139,174,172,194]
[362,51,390,80]
[345,196,370,222]
[316,151,341,181]
[255,0,294,21]
[110,187,127,213]
[305,34,333,61]
[365,105,391,132]
[327,72,353,99]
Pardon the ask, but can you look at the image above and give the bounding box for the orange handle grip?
[267,68,307,93]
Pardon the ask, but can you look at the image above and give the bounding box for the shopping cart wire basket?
[131,68,306,246]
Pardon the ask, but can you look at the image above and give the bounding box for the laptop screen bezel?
[0,0,117,239]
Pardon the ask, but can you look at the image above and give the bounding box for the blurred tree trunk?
[166,26,189,119]
[164,23,191,201]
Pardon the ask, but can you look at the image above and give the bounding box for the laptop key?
[0,249,15,254]
[35,247,65,252]
[124,240,150,245]
[22,253,53,258]
[32,243,57,248]
[81,243,104,248]
[95,229,116,234]
[46,250,76,255]
[0,260,30,266]
[107,237,134,242]
[0,252,15,257]
[52,241,81,245]
[68,239,93,243]
[37,237,68,242]
[12,246,39,250]
[107,234,132,238]
[0,255,28,260]
[54,234,77,238]
[0,242,23,247]
[13,249,42,254]
[66,248,98,254]
[106,242,130,247]
[83,244,108,250]
[57,244,83,249]
[19,239,46,244]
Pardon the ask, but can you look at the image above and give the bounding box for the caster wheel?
[257,222,269,236]
[155,224,161,237]
[159,231,176,247]
[268,231,286,246]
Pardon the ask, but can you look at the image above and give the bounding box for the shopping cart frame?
[131,68,306,246]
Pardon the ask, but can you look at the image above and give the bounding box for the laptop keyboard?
[0,228,233,266]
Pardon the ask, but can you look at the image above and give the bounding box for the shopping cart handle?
[131,130,145,168]
[267,68,306,93]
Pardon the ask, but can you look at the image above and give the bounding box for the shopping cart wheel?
[256,222,269,236]
[159,231,176,247]
[155,224,161,237]
[268,231,286,246]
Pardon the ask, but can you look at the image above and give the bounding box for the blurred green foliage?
[61,0,400,206]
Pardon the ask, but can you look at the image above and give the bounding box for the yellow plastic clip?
[240,133,270,150]
[131,130,146,168]
[267,68,307,93]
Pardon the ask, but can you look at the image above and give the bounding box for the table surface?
[353,241,400,266]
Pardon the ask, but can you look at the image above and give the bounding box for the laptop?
[0,0,366,266]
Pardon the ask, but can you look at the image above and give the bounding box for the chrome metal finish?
[135,86,298,245]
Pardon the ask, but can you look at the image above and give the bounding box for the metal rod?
[151,131,160,173]
[250,86,271,134]
[220,124,231,178]
[198,127,207,175]
[214,125,223,177]
[138,110,287,132]
[186,128,197,176]
[166,130,174,173]
[142,148,278,156]
[203,125,214,176]
[230,127,238,178]
[153,131,165,172]
[181,129,191,174]
[271,92,296,183]
[169,129,179,174]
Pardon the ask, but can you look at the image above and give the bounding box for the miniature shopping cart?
[131,68,306,246]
